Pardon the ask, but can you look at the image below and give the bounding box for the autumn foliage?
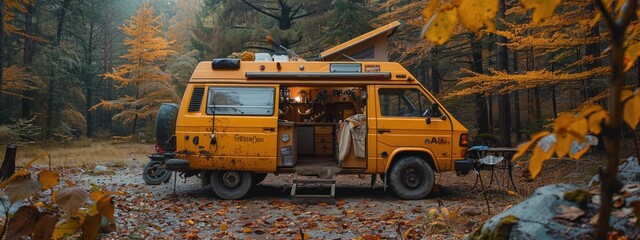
[92,2,179,124]
[0,154,117,239]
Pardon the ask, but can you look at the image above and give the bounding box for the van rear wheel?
[211,171,252,200]
[389,156,434,200]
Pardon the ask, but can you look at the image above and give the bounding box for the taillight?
[459,133,469,157]
[459,133,469,147]
[154,143,166,153]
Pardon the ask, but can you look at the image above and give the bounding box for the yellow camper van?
[144,22,470,200]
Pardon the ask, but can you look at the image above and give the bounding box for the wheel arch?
[384,148,438,173]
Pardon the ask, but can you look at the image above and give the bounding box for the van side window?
[379,88,434,117]
[206,87,275,116]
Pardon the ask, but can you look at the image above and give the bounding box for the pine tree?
[92,1,179,135]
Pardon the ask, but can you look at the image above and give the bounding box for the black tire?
[156,103,179,151]
[143,161,172,185]
[211,171,253,200]
[388,156,435,200]
[252,173,268,185]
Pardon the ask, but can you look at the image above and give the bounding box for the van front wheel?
[211,171,253,200]
[389,156,434,200]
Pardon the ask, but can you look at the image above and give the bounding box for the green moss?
[564,189,591,204]
[492,215,519,240]
[469,222,486,240]
[470,216,520,240]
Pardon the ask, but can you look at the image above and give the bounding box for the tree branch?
[594,0,614,28]
[240,0,279,20]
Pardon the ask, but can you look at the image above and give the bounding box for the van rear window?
[206,87,275,116]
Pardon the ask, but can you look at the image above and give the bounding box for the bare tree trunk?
[21,2,35,119]
[431,47,440,94]
[513,51,522,141]
[471,36,490,134]
[497,0,511,147]
[85,18,96,137]
[0,0,5,122]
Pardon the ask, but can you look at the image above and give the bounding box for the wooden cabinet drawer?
[315,148,333,155]
[315,126,333,135]
[315,134,333,143]
[316,143,333,152]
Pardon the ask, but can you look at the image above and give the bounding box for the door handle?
[263,127,276,132]
[378,129,391,134]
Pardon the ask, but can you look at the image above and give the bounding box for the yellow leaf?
[507,190,517,196]
[243,227,251,233]
[458,0,498,33]
[220,224,228,231]
[512,131,550,161]
[402,226,418,239]
[427,207,438,218]
[623,94,640,128]
[421,0,439,23]
[554,113,574,136]
[64,179,75,187]
[588,110,609,134]
[38,170,60,190]
[569,118,588,140]
[424,8,459,45]
[555,134,573,158]
[89,191,104,202]
[440,207,450,217]
[625,42,640,72]
[97,195,115,222]
[0,169,30,188]
[621,89,634,101]
[52,219,81,240]
[520,0,562,23]
[528,146,545,179]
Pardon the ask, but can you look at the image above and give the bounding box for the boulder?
[468,184,594,239]
[590,157,640,186]
[469,156,640,240]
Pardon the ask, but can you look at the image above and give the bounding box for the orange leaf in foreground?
[38,170,60,190]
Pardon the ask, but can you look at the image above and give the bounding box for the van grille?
[188,87,204,112]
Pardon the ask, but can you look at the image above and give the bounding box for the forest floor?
[3,141,602,239]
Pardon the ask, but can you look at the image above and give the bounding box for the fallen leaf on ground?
[555,205,585,221]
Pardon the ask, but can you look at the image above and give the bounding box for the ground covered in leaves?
[58,155,597,239]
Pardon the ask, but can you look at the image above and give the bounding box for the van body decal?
[424,137,450,145]
[234,134,265,143]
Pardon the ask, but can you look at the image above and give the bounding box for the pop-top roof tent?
[319,21,401,62]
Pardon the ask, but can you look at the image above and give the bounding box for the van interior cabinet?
[297,126,314,156]
[314,125,334,156]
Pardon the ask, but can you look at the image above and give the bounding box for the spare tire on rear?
[156,103,179,151]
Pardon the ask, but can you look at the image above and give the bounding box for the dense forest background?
[0,0,637,149]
